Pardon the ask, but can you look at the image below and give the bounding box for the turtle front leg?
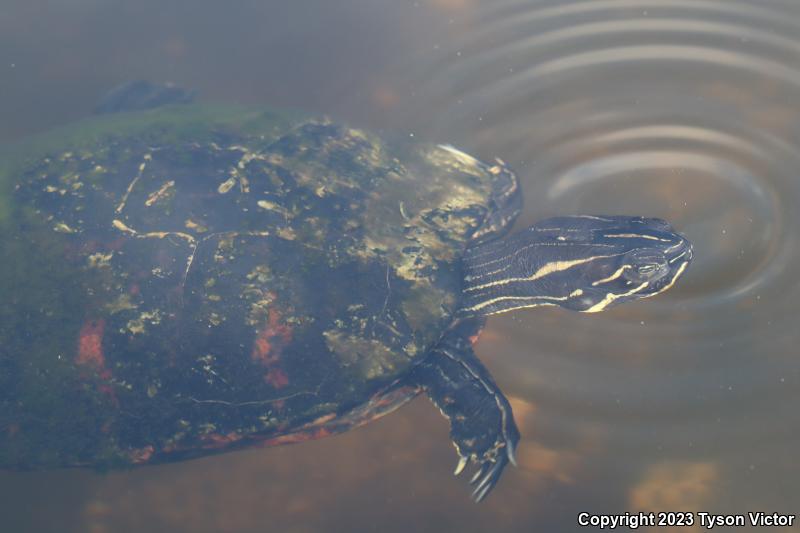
[411,319,520,502]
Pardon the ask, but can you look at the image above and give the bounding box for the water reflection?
[2,0,800,531]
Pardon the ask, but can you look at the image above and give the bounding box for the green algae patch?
[0,104,302,178]
[0,103,308,227]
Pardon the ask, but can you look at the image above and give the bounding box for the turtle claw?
[469,456,508,503]
[469,463,486,484]
[454,455,468,476]
[455,451,509,502]
[449,416,519,502]
[506,438,518,467]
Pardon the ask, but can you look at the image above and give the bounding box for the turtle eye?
[622,249,669,283]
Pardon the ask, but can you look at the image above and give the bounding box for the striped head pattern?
[459,215,693,317]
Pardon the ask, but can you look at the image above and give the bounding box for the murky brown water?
[2,0,799,531]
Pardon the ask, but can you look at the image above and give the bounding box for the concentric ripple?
[403,0,800,460]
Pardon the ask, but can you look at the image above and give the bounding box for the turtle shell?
[0,105,512,468]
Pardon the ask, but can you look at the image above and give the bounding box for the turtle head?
[459,215,693,316]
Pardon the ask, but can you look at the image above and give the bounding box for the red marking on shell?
[128,283,140,296]
[6,423,20,438]
[251,308,293,389]
[76,319,117,404]
[265,368,289,388]
[260,427,333,446]
[468,323,491,346]
[76,319,110,378]
[200,432,243,450]
[159,431,245,455]
[128,445,154,464]
[310,413,337,425]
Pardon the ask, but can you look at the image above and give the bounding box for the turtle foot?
[453,408,519,502]
[412,319,520,502]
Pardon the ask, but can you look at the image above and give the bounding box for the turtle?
[0,83,693,501]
